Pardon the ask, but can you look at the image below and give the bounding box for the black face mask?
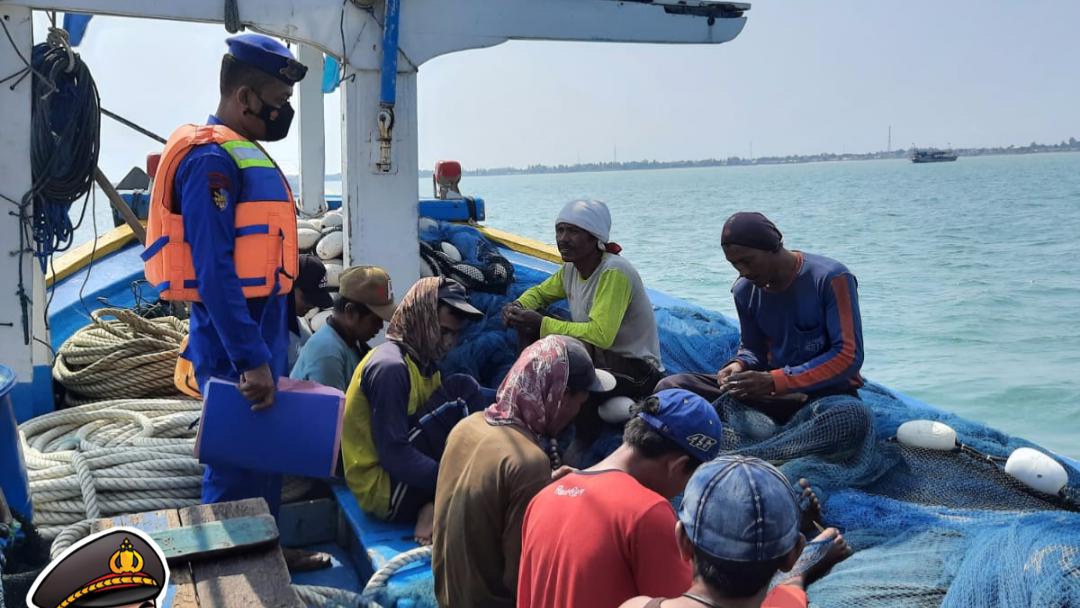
[254,95,294,142]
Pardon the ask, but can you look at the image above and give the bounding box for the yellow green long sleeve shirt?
[516,254,662,369]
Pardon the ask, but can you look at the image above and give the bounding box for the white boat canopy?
[0,0,749,408]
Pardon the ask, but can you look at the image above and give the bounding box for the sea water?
[452,153,1080,459]
[77,153,1080,458]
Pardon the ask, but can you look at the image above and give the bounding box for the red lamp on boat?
[433,160,463,199]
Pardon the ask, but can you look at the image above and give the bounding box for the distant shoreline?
[300,140,1080,182]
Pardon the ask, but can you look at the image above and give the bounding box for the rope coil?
[52,308,187,405]
[21,399,313,548]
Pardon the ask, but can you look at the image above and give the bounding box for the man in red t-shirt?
[517,389,723,608]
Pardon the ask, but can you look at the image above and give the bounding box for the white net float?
[316,231,345,260]
[598,396,637,424]
[1005,447,1068,496]
[440,241,462,262]
[324,260,344,288]
[896,420,958,451]
[322,211,344,228]
[298,228,321,251]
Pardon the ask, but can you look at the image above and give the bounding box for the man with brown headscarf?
[341,277,488,543]
[432,335,615,607]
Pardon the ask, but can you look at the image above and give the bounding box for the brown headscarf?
[385,277,444,368]
[485,335,584,467]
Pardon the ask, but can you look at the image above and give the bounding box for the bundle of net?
[717,383,1080,607]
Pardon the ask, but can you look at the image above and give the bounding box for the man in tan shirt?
[432,336,614,607]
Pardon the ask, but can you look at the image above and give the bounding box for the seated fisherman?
[287,255,334,369]
[620,456,853,608]
[432,335,615,608]
[342,277,488,544]
[516,389,722,608]
[658,212,865,422]
[503,199,663,399]
[291,266,396,391]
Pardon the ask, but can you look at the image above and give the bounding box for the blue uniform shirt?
[178,116,289,387]
[732,252,864,396]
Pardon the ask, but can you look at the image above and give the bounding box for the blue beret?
[226,34,308,85]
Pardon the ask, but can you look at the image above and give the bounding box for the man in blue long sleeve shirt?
[148,36,336,571]
[659,212,864,422]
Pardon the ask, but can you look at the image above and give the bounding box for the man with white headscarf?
[503,199,663,401]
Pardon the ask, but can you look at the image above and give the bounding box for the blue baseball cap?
[680,456,801,562]
[637,388,722,462]
[226,34,308,85]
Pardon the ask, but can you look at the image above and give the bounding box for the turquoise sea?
[77,153,1080,459]
[462,153,1080,460]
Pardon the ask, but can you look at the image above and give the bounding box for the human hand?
[501,301,523,326]
[505,307,544,334]
[239,363,275,411]
[551,465,579,481]
[724,370,776,400]
[715,361,746,393]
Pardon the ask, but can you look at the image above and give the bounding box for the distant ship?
[910,148,959,163]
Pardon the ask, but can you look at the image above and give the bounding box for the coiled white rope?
[22,399,203,542]
[20,399,312,549]
[292,546,433,608]
[294,584,375,608]
[52,308,187,405]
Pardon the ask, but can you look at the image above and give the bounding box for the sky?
[35,0,1080,177]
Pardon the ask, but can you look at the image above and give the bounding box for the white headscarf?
[556,199,621,253]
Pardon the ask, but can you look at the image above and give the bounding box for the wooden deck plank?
[152,515,279,563]
[177,499,302,608]
[96,509,199,608]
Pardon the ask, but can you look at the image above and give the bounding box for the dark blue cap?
[680,456,801,562]
[637,388,722,462]
[226,34,308,85]
[721,211,783,251]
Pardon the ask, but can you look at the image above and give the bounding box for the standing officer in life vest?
[142,35,323,569]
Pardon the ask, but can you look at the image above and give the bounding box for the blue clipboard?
[195,377,345,478]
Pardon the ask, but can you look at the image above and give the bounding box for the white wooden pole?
[296,43,326,216]
[0,6,45,421]
[339,66,420,292]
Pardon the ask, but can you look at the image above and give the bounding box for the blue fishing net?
[424,221,1080,608]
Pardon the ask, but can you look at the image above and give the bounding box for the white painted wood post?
[0,6,46,420]
[339,66,420,293]
[296,43,326,216]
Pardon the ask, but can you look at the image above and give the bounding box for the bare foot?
[413,502,435,546]
[282,547,332,573]
[798,478,824,535]
[800,527,853,586]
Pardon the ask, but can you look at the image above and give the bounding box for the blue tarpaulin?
[322,55,340,94]
[62,14,93,47]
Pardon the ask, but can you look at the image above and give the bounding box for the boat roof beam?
[7,0,749,67]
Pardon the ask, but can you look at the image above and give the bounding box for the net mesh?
[431,222,1080,607]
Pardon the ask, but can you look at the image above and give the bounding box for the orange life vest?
[142,124,298,302]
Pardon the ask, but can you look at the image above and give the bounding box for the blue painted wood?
[149,515,279,562]
[49,243,147,350]
[330,483,433,590]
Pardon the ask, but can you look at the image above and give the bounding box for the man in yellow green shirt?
[503,199,662,400]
